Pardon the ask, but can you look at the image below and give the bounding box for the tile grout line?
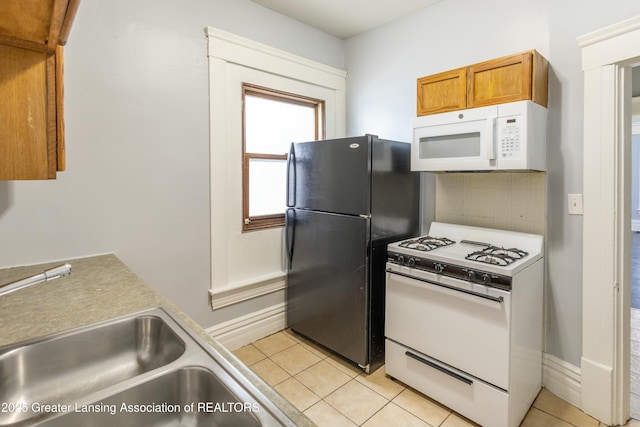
[244,334,504,426]
[439,413,457,427]
[253,339,436,426]
[531,405,584,427]
[239,337,497,426]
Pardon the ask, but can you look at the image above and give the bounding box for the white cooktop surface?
[388,222,544,276]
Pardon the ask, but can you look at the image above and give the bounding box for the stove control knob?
[466,270,476,281]
[481,274,491,284]
[407,257,416,267]
[397,255,405,265]
[434,263,445,274]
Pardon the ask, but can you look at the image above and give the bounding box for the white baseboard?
[580,356,614,424]
[206,302,286,351]
[543,352,582,408]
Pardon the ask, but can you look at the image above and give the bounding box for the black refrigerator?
[285,134,420,373]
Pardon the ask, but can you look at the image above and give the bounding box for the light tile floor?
[233,329,640,427]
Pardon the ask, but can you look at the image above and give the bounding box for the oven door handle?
[405,351,473,386]
[387,269,505,304]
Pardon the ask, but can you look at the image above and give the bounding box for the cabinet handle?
[405,351,473,385]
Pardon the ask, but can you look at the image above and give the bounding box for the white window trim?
[205,27,346,304]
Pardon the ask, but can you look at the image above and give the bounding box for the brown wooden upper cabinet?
[417,50,548,116]
[0,0,80,180]
[416,67,467,116]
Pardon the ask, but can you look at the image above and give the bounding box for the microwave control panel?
[497,116,522,158]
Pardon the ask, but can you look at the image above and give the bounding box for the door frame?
[579,16,640,425]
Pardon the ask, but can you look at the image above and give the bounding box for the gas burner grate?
[465,246,528,266]
[399,236,455,252]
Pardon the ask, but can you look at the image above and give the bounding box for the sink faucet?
[0,264,72,296]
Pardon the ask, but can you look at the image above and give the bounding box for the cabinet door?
[417,67,467,116]
[0,44,50,180]
[0,0,79,180]
[467,50,548,108]
[0,44,64,180]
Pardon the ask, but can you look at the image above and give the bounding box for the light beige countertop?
[0,254,313,427]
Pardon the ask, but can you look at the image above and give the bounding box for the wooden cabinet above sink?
[0,0,80,180]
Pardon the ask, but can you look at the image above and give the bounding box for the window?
[206,26,345,296]
[242,83,325,231]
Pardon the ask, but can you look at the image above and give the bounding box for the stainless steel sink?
[0,314,185,426]
[37,367,262,427]
[0,308,295,426]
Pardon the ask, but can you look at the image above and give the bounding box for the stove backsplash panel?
[435,172,546,235]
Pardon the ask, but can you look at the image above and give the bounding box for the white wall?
[0,0,344,327]
[345,0,640,366]
[545,0,640,368]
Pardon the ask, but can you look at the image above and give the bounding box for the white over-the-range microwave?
[411,100,547,172]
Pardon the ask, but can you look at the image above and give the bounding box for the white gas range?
[384,222,544,427]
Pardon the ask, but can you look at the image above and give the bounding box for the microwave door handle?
[486,117,496,160]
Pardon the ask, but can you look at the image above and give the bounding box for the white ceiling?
[251,0,442,39]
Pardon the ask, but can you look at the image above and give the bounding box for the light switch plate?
[568,194,583,215]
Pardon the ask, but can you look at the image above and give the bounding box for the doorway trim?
[579,16,640,425]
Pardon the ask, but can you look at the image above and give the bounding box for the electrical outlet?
[568,194,583,215]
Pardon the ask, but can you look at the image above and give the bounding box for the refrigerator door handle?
[285,208,295,269]
[286,143,296,207]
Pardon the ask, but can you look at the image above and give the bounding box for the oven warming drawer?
[385,269,510,390]
[386,339,509,427]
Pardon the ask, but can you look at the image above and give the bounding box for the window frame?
[241,83,325,231]
[206,26,346,297]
